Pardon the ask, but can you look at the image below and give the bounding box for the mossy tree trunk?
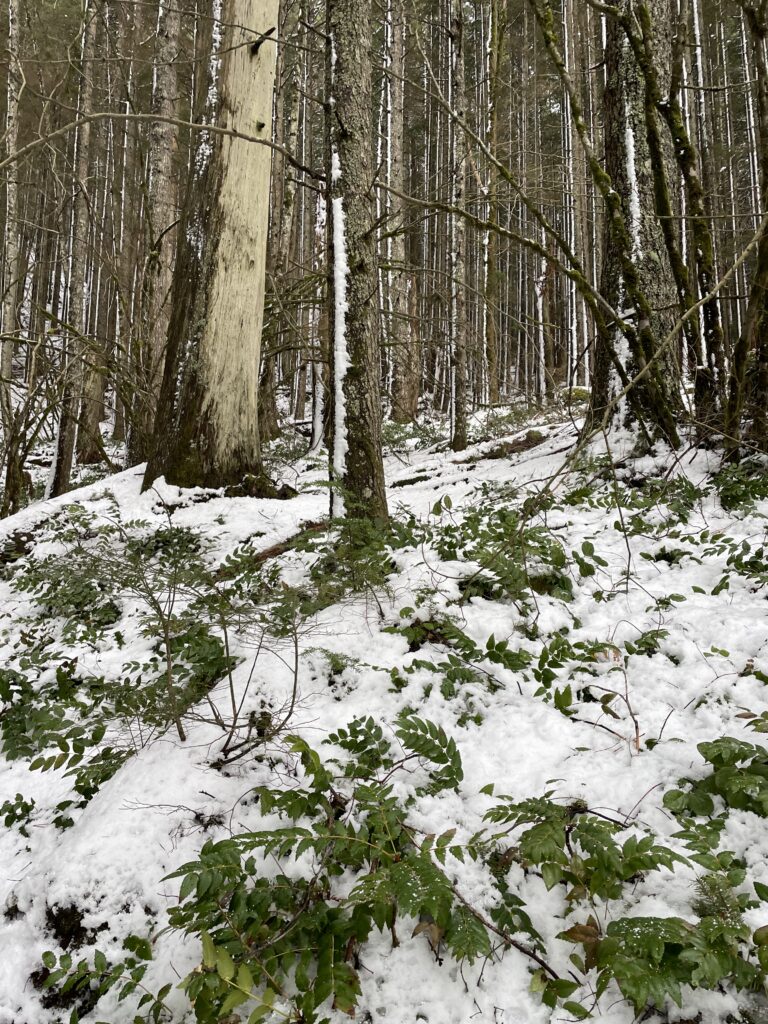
[727,2,768,451]
[586,0,683,446]
[327,0,388,520]
[143,0,279,491]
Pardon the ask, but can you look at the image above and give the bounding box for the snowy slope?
[1,422,767,1024]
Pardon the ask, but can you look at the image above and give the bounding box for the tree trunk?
[1,0,23,514]
[327,0,388,519]
[449,0,469,452]
[144,0,280,491]
[50,2,99,496]
[128,0,182,465]
[484,0,506,408]
[728,2,768,451]
[389,0,418,424]
[584,0,683,445]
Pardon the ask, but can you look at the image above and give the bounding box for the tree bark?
[327,0,388,519]
[128,0,182,465]
[1,0,23,514]
[50,2,99,496]
[580,0,683,445]
[144,0,280,491]
[728,2,768,451]
[389,0,419,424]
[449,0,469,452]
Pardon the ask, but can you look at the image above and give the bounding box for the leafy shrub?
[664,737,768,818]
[166,717,481,1024]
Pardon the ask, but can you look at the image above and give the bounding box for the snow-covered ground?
[1,420,767,1024]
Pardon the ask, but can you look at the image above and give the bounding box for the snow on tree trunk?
[449,0,468,453]
[327,0,388,520]
[589,1,682,446]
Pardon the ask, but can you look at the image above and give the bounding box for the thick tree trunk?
[144,0,280,491]
[585,0,683,445]
[327,0,388,519]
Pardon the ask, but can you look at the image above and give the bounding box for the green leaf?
[541,862,563,890]
[216,948,236,982]
[201,932,216,970]
[563,1001,591,1019]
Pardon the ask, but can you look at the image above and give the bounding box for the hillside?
[1,421,768,1024]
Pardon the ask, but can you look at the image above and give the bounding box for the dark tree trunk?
[587,0,683,446]
[327,0,388,519]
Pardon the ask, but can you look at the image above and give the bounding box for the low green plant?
[714,459,768,512]
[0,792,35,835]
[35,935,171,1023]
[166,716,488,1024]
[664,737,768,818]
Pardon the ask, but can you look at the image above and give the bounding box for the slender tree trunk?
[483,0,506,408]
[327,0,388,519]
[730,2,768,450]
[389,0,418,424]
[127,0,182,465]
[50,2,100,497]
[1,0,24,514]
[259,0,301,445]
[449,0,469,452]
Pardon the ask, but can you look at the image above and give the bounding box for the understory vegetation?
[1,423,768,1023]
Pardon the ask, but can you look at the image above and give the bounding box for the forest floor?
[1,412,768,1024]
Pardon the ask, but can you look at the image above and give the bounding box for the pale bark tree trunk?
[50,2,100,496]
[128,0,182,465]
[327,0,388,519]
[144,0,280,491]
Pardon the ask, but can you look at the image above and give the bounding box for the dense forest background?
[1,0,767,517]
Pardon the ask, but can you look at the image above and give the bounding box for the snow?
[624,98,642,259]
[1,423,768,1023]
[331,190,350,515]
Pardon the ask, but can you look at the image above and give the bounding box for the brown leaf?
[412,913,445,952]
[558,922,600,945]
